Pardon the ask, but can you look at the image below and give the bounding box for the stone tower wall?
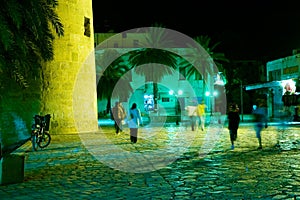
[42,0,98,134]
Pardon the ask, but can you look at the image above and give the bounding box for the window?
[269,69,281,81]
[162,97,170,102]
[283,66,298,75]
[84,17,91,37]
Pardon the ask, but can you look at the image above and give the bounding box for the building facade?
[246,52,300,120]
[94,32,225,119]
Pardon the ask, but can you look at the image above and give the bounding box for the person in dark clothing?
[227,103,240,150]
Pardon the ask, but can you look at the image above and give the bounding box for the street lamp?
[205,91,217,116]
[178,89,183,95]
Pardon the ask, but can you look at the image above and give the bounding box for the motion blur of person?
[252,99,268,150]
[112,101,126,135]
[197,100,207,131]
[227,103,240,150]
[127,103,143,143]
[185,101,198,131]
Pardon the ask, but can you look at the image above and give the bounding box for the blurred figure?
[127,103,143,143]
[197,100,207,131]
[227,103,240,150]
[185,101,198,131]
[252,99,268,150]
[112,101,126,134]
[279,106,293,129]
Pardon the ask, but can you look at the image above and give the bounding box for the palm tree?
[96,49,132,114]
[0,0,63,155]
[179,35,229,98]
[193,35,229,71]
[0,0,64,88]
[128,25,178,110]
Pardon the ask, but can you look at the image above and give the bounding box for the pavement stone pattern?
[0,121,300,200]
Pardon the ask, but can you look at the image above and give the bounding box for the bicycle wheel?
[37,132,51,148]
[31,134,39,151]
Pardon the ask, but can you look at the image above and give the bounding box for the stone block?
[0,154,25,185]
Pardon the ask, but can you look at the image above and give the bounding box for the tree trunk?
[153,82,158,111]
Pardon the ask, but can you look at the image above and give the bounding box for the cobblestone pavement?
[1,121,300,200]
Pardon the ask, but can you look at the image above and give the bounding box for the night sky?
[93,1,300,61]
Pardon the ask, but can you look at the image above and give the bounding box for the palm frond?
[11,67,29,88]
[0,16,13,51]
[96,49,133,101]
[0,0,64,89]
[139,25,175,48]
[182,35,230,82]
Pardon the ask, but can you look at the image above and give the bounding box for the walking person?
[112,101,126,134]
[197,100,207,131]
[227,103,240,150]
[252,99,268,150]
[127,103,143,143]
[185,101,198,131]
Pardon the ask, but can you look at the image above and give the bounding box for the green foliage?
[96,49,133,99]
[129,48,178,82]
[96,49,133,113]
[179,35,229,82]
[0,0,64,89]
[129,26,179,109]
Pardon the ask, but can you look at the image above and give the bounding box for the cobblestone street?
[1,121,300,199]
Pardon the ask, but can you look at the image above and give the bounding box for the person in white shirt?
[127,103,143,143]
[185,102,198,131]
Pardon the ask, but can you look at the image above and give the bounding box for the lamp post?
[240,81,244,122]
[205,91,217,116]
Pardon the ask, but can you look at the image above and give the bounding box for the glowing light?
[206,91,217,97]
[178,90,183,95]
[169,90,174,95]
[144,94,153,98]
[281,79,296,95]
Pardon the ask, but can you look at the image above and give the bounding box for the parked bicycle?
[31,114,51,151]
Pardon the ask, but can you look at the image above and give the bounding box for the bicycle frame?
[31,115,51,151]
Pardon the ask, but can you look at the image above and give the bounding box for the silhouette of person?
[252,99,268,150]
[197,100,207,131]
[127,103,143,143]
[227,103,240,150]
[185,101,198,131]
[112,101,126,134]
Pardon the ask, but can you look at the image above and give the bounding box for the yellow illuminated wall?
[42,0,98,134]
